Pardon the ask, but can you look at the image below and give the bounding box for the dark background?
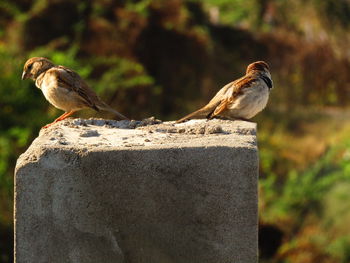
[1,1,350,262]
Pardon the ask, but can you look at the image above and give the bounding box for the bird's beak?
[21,71,27,80]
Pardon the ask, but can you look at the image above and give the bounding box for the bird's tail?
[97,102,129,120]
[176,107,213,123]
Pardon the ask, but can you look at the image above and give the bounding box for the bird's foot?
[42,111,76,129]
[41,122,55,129]
[41,119,63,129]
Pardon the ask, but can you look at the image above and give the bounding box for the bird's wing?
[211,75,257,117]
[176,77,249,123]
[54,66,128,120]
[54,66,100,110]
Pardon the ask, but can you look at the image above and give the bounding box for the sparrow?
[22,57,128,128]
[176,61,273,123]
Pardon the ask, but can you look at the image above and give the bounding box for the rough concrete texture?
[15,118,258,263]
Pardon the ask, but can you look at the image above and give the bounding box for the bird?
[22,57,128,129]
[176,61,273,123]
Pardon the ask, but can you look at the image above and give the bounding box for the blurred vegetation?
[1,0,350,262]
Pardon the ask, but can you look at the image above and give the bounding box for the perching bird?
[176,61,273,123]
[22,57,128,128]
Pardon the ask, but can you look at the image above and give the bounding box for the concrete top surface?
[16,118,258,179]
[19,118,257,155]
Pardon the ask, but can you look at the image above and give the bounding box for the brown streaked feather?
[54,66,128,120]
[175,81,235,123]
[53,66,100,111]
[230,75,257,93]
[212,76,258,116]
[212,97,231,117]
[176,75,258,122]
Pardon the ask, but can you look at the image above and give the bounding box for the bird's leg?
[54,111,75,122]
[42,111,75,129]
[41,122,55,129]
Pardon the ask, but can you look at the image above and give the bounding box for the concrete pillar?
[15,119,258,263]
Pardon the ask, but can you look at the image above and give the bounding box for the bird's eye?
[28,64,33,70]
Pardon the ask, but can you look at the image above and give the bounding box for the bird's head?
[246,61,270,74]
[246,61,273,89]
[22,57,55,80]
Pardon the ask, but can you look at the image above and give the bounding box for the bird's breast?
[39,76,86,112]
[227,83,269,119]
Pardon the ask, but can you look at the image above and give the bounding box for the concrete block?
[15,118,259,263]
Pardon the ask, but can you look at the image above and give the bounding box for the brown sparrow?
[176,61,273,123]
[22,57,128,128]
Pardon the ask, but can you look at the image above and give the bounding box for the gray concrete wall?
[15,119,259,263]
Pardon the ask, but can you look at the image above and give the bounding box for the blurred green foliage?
[1,0,350,262]
[261,139,350,223]
[200,0,254,25]
[0,48,45,224]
